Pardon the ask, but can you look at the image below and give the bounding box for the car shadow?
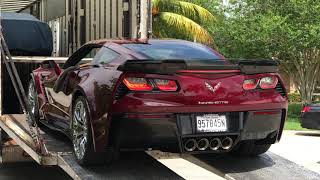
[194,152,275,174]
[0,163,71,180]
[38,124,73,152]
[295,131,320,137]
[62,151,184,180]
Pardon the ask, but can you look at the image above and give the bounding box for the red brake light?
[301,106,311,113]
[123,77,153,91]
[154,79,178,91]
[243,79,259,90]
[260,76,278,89]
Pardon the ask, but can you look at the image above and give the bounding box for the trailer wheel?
[72,96,114,165]
[27,80,40,124]
[231,140,271,156]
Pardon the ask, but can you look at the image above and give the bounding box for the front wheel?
[231,141,271,156]
[72,96,114,165]
[27,80,40,124]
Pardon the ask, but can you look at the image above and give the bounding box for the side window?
[85,48,100,59]
[93,47,120,64]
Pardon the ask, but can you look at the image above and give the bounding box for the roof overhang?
[0,0,38,12]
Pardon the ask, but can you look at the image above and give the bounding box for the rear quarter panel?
[73,65,122,151]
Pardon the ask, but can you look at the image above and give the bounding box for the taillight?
[154,79,178,91]
[260,76,278,89]
[122,77,179,92]
[243,79,259,90]
[123,77,153,91]
[243,76,279,90]
[301,106,311,113]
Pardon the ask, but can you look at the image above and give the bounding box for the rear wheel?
[27,80,40,124]
[72,96,114,165]
[231,141,271,156]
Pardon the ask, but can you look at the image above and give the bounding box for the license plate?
[196,114,227,132]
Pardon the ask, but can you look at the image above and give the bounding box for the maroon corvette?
[27,39,288,165]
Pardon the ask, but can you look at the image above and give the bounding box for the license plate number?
[196,114,227,132]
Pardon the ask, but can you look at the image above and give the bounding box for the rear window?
[122,41,221,60]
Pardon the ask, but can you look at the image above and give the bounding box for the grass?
[284,103,309,131]
[284,117,309,131]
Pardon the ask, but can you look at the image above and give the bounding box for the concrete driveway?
[270,130,320,174]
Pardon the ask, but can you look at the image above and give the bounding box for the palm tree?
[152,0,215,45]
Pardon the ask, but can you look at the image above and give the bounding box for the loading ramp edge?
[57,154,82,180]
[0,114,58,165]
[0,114,84,180]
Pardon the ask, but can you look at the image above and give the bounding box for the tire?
[231,140,271,156]
[27,80,40,124]
[72,96,114,165]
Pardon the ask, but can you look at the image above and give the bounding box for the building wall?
[41,0,66,22]
[23,0,145,56]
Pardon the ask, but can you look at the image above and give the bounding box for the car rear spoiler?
[117,59,279,75]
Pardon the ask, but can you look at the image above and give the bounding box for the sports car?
[301,104,320,130]
[28,39,288,165]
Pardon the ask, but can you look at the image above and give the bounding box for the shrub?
[288,93,301,103]
[287,103,302,118]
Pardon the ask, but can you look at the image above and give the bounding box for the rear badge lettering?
[198,101,229,105]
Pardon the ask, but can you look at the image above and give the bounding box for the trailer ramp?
[186,152,320,180]
[0,114,183,180]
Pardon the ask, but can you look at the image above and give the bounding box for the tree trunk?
[280,49,320,104]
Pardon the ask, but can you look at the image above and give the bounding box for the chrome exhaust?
[209,138,221,151]
[221,137,233,150]
[197,138,209,151]
[184,139,197,152]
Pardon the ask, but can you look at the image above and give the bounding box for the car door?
[43,46,101,130]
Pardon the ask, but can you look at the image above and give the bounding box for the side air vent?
[114,83,129,100]
[275,82,286,97]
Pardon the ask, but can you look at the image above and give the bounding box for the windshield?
[122,41,221,60]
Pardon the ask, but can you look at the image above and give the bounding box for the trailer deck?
[0,114,185,180]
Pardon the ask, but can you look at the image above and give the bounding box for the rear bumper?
[301,113,320,130]
[111,109,286,153]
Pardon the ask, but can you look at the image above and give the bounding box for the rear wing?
[117,59,279,75]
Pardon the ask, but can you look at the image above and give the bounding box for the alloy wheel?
[72,100,89,161]
[28,81,36,120]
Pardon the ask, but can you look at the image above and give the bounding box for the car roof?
[84,38,203,46]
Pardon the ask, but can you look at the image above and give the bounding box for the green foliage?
[202,0,320,104]
[285,103,308,131]
[288,103,302,118]
[152,0,215,44]
[288,93,302,103]
[284,118,307,131]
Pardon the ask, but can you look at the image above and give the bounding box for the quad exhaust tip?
[221,137,233,150]
[184,139,197,152]
[197,138,209,151]
[209,138,221,151]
